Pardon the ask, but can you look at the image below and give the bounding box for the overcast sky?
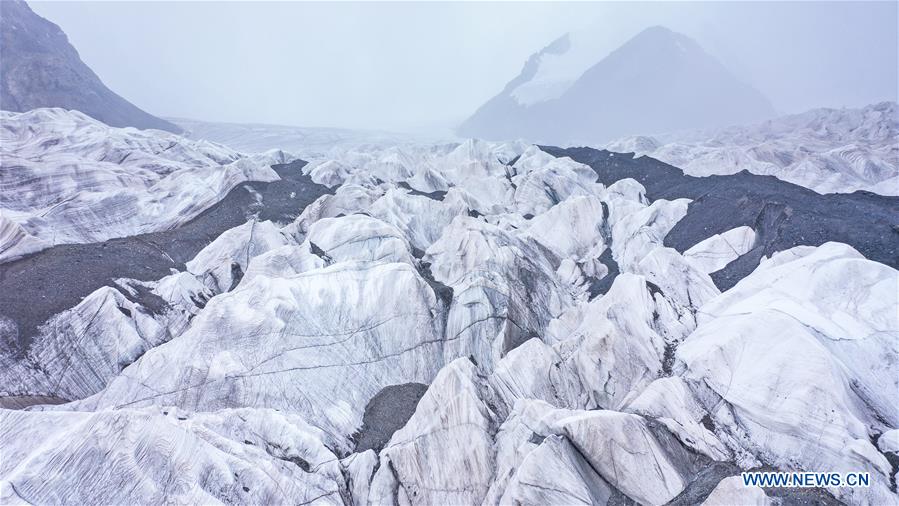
[29,1,898,132]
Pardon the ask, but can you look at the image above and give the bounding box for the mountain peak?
[611,25,705,60]
[542,32,572,54]
[458,25,775,143]
[635,24,678,38]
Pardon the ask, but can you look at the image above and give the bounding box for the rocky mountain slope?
[606,101,899,195]
[0,0,180,133]
[458,26,775,144]
[1,111,897,505]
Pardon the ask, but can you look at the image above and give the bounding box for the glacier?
[606,101,899,196]
[0,109,897,505]
[0,108,291,263]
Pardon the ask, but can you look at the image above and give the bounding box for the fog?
[30,1,898,133]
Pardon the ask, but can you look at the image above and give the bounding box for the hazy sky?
[29,1,898,132]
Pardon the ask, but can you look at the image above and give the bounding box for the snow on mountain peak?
[508,33,576,106]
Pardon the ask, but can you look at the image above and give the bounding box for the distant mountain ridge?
[0,0,180,133]
[458,26,776,144]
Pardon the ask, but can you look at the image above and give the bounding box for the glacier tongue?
[683,226,757,274]
[605,101,899,196]
[74,260,447,444]
[0,407,347,505]
[1,122,897,506]
[368,358,497,506]
[0,109,282,263]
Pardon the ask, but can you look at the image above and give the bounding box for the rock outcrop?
[0,1,181,132]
